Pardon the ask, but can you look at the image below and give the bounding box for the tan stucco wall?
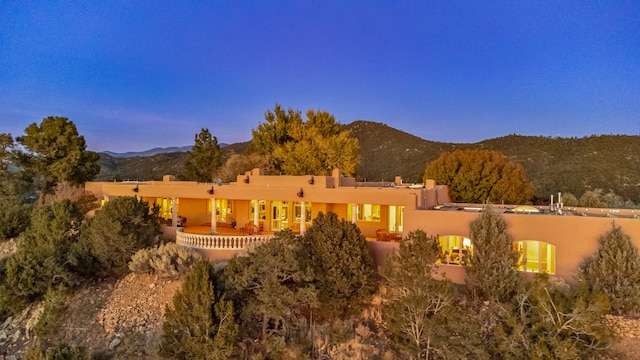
[405,209,640,283]
[87,172,640,286]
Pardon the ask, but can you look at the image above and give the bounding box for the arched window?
[514,240,556,274]
[438,235,473,266]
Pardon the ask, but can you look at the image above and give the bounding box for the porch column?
[253,200,259,227]
[171,197,178,227]
[300,201,306,235]
[351,203,357,224]
[210,198,217,234]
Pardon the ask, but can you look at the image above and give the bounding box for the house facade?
[85,168,640,284]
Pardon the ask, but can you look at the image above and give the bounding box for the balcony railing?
[176,229,273,250]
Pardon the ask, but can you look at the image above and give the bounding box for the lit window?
[209,199,233,223]
[438,235,473,266]
[156,197,175,219]
[514,241,556,274]
[293,202,312,224]
[249,200,267,221]
[348,204,381,222]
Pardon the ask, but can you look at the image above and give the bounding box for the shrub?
[34,285,70,337]
[0,200,84,311]
[129,242,202,278]
[24,340,91,360]
[80,196,162,278]
[579,189,606,208]
[0,197,32,241]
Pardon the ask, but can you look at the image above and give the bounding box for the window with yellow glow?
[438,235,472,265]
[155,198,176,219]
[208,199,233,223]
[348,204,381,222]
[293,202,312,224]
[249,200,267,221]
[388,205,404,232]
[514,240,556,274]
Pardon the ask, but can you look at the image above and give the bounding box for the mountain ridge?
[95,120,640,203]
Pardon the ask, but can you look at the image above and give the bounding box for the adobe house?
[85,169,640,284]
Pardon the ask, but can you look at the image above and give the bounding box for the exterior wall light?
[243,176,250,184]
[132,184,139,193]
[207,186,214,195]
[308,175,314,185]
[297,188,304,197]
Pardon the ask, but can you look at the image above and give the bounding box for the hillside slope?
[96,142,250,182]
[96,121,640,202]
[346,121,640,202]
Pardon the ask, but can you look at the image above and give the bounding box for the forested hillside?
[346,121,640,203]
[96,142,250,182]
[96,120,640,203]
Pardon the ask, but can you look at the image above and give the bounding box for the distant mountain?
[102,146,194,158]
[96,142,248,182]
[95,121,640,203]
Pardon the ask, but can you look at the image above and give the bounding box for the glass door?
[271,201,289,231]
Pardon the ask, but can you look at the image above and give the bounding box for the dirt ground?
[2,238,640,359]
[1,272,182,359]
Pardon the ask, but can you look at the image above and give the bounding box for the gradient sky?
[1,1,638,152]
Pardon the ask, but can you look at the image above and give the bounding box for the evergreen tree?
[223,231,304,341]
[578,223,640,315]
[465,205,521,303]
[0,133,33,240]
[161,261,238,359]
[495,275,611,359]
[185,128,222,183]
[16,117,100,203]
[382,230,486,359]
[300,212,376,319]
[0,200,84,312]
[80,196,162,278]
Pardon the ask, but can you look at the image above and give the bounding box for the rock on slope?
[0,273,182,359]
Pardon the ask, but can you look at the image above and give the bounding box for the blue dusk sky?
[1,1,638,152]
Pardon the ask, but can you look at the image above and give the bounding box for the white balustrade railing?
[176,229,273,250]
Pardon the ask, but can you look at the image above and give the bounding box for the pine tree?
[223,231,303,341]
[578,223,640,315]
[161,261,238,359]
[465,205,521,303]
[185,128,222,183]
[15,117,100,203]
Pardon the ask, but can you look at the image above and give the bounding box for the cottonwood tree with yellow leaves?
[251,104,360,176]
